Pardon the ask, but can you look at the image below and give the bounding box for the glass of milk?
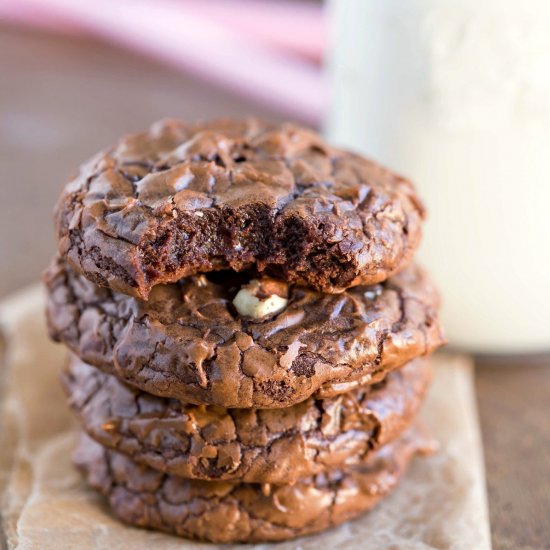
[326,0,550,354]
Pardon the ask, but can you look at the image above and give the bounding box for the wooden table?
[1,26,548,550]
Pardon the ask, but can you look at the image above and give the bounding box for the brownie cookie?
[55,118,425,299]
[46,259,445,408]
[74,428,432,543]
[63,356,431,484]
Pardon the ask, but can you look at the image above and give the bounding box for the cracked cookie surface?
[55,118,425,299]
[74,427,431,543]
[64,356,430,484]
[46,259,445,408]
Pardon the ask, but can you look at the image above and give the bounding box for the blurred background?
[0,1,549,548]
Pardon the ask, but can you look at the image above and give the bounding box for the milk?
[326,0,550,353]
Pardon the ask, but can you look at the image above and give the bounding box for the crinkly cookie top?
[56,118,424,298]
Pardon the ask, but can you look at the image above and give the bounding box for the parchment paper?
[0,286,491,550]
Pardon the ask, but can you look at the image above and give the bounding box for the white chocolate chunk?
[233,280,288,319]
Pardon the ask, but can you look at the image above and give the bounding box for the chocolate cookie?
[55,118,424,299]
[46,259,444,408]
[74,428,431,543]
[63,356,431,484]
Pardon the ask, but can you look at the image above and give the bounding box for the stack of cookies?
[45,119,445,544]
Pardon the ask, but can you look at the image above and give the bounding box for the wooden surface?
[475,358,550,550]
[0,26,549,550]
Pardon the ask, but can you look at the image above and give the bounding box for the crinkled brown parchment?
[0,287,491,550]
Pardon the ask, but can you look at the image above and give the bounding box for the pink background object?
[0,0,327,124]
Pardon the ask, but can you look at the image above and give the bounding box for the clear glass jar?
[326,0,550,353]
